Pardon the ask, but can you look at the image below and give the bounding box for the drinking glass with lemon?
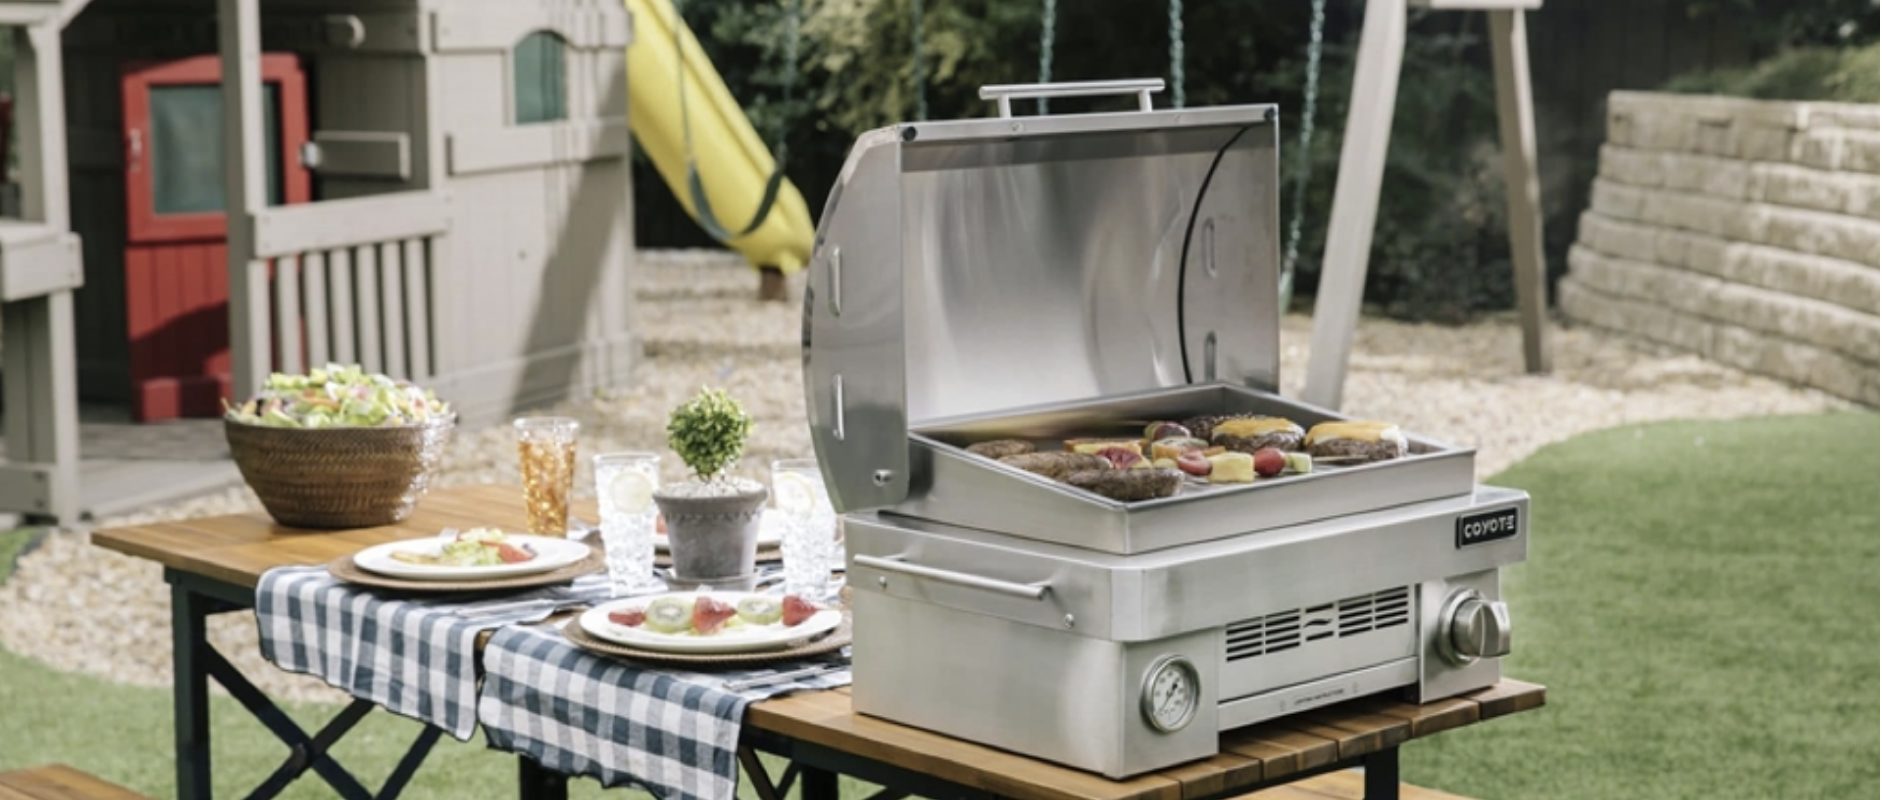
[772,458,838,601]
[593,452,667,596]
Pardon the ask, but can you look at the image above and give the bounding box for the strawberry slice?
[781,594,820,627]
[608,607,646,627]
[494,542,535,563]
[1176,450,1212,477]
[691,596,737,635]
[1095,447,1143,470]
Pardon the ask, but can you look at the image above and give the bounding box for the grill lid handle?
[978,79,1165,118]
[853,554,1052,600]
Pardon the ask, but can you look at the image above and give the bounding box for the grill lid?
[804,81,1282,512]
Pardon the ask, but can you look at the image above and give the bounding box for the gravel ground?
[0,249,1853,703]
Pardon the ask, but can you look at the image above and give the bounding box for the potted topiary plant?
[653,386,768,590]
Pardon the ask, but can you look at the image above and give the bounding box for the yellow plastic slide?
[625,0,813,274]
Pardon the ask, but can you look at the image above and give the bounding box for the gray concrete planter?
[653,477,769,591]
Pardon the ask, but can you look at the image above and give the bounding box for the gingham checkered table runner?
[478,623,852,800]
[255,565,616,739]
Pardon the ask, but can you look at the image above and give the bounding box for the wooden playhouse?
[0,0,638,521]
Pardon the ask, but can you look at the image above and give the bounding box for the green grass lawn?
[1404,411,1880,799]
[0,640,587,800]
[3,411,1877,800]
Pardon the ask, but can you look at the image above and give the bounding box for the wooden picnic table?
[92,483,1544,800]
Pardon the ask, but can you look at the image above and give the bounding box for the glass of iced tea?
[514,416,580,536]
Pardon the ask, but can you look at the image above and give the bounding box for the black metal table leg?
[172,581,215,800]
[518,757,569,800]
[799,766,839,800]
[1363,748,1400,800]
[162,569,448,800]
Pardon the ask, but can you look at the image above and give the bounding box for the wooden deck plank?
[1214,735,1292,779]
[1348,696,1481,739]
[747,690,1183,800]
[0,765,156,800]
[1234,785,1332,800]
[1217,727,1339,782]
[1286,708,1412,760]
[1239,770,1476,800]
[1160,751,1264,800]
[1461,679,1546,720]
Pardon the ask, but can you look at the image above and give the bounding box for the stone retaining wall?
[1559,91,1879,405]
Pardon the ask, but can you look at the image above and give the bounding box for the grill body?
[845,484,1524,778]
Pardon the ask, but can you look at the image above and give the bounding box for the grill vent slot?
[1225,586,1413,662]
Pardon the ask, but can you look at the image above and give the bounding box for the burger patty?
[997,451,1111,481]
[1308,437,1406,462]
[1212,429,1305,454]
[966,438,1036,459]
[1064,468,1185,502]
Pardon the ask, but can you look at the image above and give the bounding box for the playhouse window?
[513,31,568,124]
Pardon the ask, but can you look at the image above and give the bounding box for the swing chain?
[673,0,697,164]
[1280,0,1327,310]
[911,0,929,121]
[667,0,798,243]
[1167,0,1185,109]
[782,0,801,133]
[1038,0,1057,115]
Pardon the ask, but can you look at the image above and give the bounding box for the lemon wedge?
[773,470,820,512]
[608,470,655,514]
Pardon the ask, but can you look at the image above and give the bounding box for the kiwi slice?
[643,597,694,634]
[736,597,783,625]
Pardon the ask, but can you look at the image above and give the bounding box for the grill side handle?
[853,554,1052,600]
[978,79,1165,118]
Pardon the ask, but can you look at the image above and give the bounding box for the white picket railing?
[244,191,450,385]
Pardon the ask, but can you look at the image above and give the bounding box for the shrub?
[666,387,754,482]
[1662,43,1880,103]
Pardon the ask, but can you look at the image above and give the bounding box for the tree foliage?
[1664,43,1880,103]
[659,0,1875,323]
[1684,0,1879,49]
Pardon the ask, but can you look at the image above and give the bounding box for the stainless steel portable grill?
[801,79,1527,779]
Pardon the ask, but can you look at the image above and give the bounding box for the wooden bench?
[0,765,156,800]
[1244,769,1475,799]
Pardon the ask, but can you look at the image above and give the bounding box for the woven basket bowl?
[225,415,457,529]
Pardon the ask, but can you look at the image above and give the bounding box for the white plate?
[653,509,785,552]
[578,592,843,654]
[352,534,591,581]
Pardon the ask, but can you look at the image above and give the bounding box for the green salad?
[388,528,533,567]
[225,364,451,428]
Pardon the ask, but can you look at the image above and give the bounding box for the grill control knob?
[1438,590,1510,665]
[1447,594,1511,662]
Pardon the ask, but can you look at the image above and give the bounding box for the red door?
[121,54,310,422]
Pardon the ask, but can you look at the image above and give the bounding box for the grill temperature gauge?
[1140,655,1200,733]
